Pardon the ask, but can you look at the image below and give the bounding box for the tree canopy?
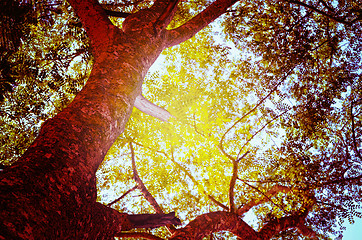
[1,0,362,239]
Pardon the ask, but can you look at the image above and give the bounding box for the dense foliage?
[1,0,361,239]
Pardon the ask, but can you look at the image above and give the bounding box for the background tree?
[1,0,361,239]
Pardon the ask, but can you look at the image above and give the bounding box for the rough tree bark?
[0,0,317,239]
[0,0,238,239]
[169,190,317,239]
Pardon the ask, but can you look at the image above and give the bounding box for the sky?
[147,28,362,240]
[343,218,362,239]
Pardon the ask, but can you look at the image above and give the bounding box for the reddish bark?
[165,0,239,47]
[0,0,239,239]
[0,0,317,239]
[170,211,259,240]
[170,210,316,240]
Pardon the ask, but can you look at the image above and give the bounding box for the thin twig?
[320,174,362,187]
[286,0,355,25]
[107,185,138,207]
[170,147,228,210]
[207,195,229,211]
[219,70,292,162]
[237,180,289,215]
[236,109,290,160]
[133,141,169,158]
[316,200,346,211]
[130,142,164,214]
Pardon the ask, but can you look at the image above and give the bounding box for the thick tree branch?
[258,213,316,239]
[154,0,181,33]
[170,194,316,239]
[67,0,118,53]
[229,152,252,213]
[92,202,134,232]
[258,194,317,239]
[165,0,239,47]
[116,232,164,240]
[128,212,181,229]
[170,211,258,240]
[121,0,180,34]
[228,160,238,212]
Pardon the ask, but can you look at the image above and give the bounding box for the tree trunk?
[0,0,172,238]
[0,0,269,239]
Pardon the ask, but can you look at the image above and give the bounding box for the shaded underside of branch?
[104,9,131,18]
[169,209,316,240]
[258,212,316,239]
[116,232,164,240]
[170,211,258,240]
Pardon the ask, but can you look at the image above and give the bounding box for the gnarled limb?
[165,0,239,47]
[258,213,316,239]
[258,194,317,239]
[170,194,316,239]
[67,0,118,53]
[154,0,181,33]
[128,212,181,229]
[170,211,258,240]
